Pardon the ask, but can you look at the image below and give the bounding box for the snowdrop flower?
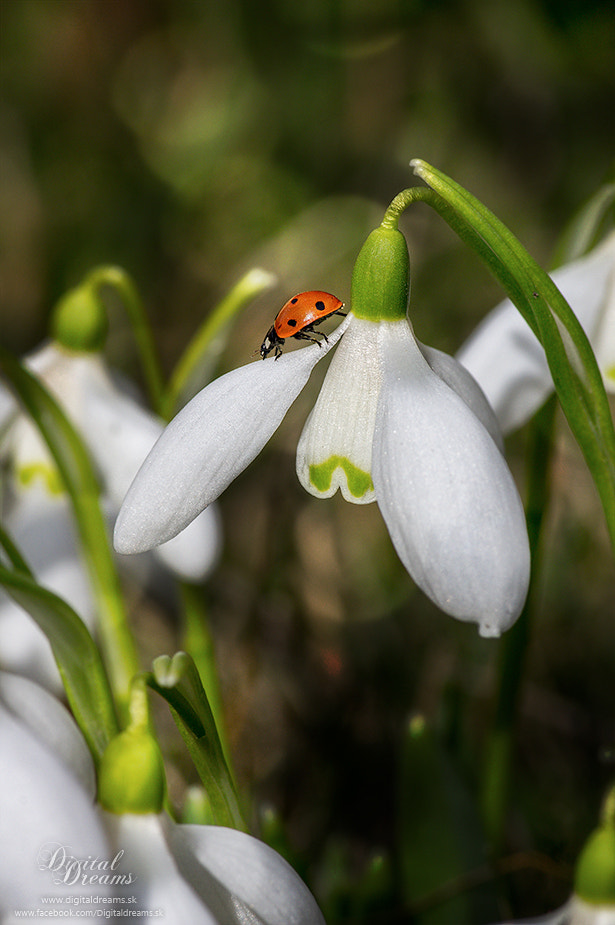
[0,673,325,924]
[116,219,530,637]
[457,231,615,434]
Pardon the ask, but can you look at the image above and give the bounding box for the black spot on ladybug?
[315,300,325,311]
[287,318,297,327]
[290,297,299,304]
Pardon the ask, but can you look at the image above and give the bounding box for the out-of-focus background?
[1,1,614,921]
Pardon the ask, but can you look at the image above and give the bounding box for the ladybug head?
[260,325,281,359]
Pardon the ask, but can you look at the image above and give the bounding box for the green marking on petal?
[309,456,374,499]
[17,463,64,495]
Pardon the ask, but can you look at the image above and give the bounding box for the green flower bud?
[51,284,108,352]
[98,728,165,815]
[574,823,615,905]
[351,225,410,322]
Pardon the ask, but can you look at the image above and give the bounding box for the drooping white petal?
[296,314,380,503]
[115,317,350,554]
[0,705,111,910]
[78,366,224,580]
[102,814,215,921]
[456,232,615,433]
[165,821,326,924]
[419,343,504,452]
[373,321,530,637]
[0,671,96,797]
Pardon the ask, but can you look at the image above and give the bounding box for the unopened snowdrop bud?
[51,282,109,353]
[574,821,615,910]
[98,726,166,815]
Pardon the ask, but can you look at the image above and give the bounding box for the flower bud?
[574,823,615,906]
[98,728,165,815]
[51,284,108,353]
[351,225,410,322]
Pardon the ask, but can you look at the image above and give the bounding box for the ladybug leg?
[292,328,327,347]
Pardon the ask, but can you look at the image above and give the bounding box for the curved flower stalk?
[0,673,325,924]
[116,217,530,637]
[456,231,615,435]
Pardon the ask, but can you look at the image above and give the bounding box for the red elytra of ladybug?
[260,291,346,359]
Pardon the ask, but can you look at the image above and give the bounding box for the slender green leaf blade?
[0,558,117,764]
[145,652,245,830]
[0,347,140,717]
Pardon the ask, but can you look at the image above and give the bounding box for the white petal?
[102,814,215,920]
[73,358,225,580]
[153,505,222,582]
[114,318,350,554]
[296,315,380,503]
[592,258,615,392]
[456,232,615,433]
[0,671,96,797]
[166,821,326,924]
[373,321,530,637]
[419,343,504,452]
[80,369,164,509]
[0,705,111,909]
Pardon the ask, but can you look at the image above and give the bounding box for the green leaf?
[0,528,118,764]
[0,347,139,718]
[145,651,245,831]
[410,159,615,552]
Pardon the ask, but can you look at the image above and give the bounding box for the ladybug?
[260,291,346,359]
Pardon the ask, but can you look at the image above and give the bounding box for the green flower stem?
[162,268,277,420]
[481,396,557,850]
[127,673,152,731]
[86,266,166,415]
[179,582,234,771]
[382,186,538,338]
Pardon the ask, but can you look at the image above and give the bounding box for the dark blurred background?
[1,1,614,922]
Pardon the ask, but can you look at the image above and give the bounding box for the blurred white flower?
[457,232,615,434]
[0,342,221,689]
[0,672,325,924]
